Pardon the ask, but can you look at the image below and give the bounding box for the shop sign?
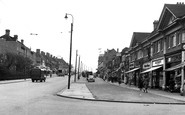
[143,62,151,69]
[129,62,134,69]
[152,59,164,67]
[166,53,181,63]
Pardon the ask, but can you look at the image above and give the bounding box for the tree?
[0,52,33,80]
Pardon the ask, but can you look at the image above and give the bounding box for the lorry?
[30,68,46,82]
[57,69,65,76]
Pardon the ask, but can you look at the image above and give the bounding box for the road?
[0,75,185,115]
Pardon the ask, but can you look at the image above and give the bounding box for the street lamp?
[64,13,74,89]
[74,50,78,82]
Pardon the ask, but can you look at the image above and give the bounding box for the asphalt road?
[0,75,185,115]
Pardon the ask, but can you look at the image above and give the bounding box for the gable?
[129,32,150,48]
[157,4,185,30]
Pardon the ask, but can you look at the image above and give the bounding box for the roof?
[129,32,150,48]
[157,3,185,30]
[165,4,185,18]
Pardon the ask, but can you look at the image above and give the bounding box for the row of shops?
[124,51,185,94]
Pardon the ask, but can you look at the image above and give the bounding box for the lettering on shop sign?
[167,54,181,63]
[152,59,163,67]
[129,62,134,69]
[143,62,151,69]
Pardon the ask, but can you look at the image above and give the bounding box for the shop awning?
[125,68,140,74]
[141,66,162,74]
[165,63,185,71]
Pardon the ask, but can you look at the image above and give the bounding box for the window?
[168,16,175,25]
[172,33,176,47]
[153,43,155,54]
[177,32,180,45]
[157,40,161,52]
[155,42,158,53]
[161,39,163,50]
[166,37,169,49]
[182,31,185,43]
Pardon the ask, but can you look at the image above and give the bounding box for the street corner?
[57,83,95,100]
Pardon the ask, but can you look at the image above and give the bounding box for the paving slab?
[57,83,95,99]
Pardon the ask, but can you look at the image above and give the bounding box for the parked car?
[87,75,95,82]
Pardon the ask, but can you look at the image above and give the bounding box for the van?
[30,68,46,82]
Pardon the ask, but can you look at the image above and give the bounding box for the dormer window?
[168,16,175,25]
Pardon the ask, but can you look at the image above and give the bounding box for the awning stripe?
[141,66,162,74]
[165,63,185,71]
[125,68,140,73]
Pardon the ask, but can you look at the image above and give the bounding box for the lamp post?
[77,55,80,80]
[74,50,78,82]
[65,13,74,89]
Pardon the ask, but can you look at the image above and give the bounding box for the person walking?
[143,75,149,93]
[138,76,143,91]
[118,77,121,85]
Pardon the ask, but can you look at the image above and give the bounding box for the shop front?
[165,53,182,92]
[141,58,163,89]
[125,62,140,86]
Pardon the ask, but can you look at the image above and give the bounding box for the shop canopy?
[125,68,140,74]
[165,63,185,72]
[141,66,162,74]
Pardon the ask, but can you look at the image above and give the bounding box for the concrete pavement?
[57,77,185,104]
[57,83,95,99]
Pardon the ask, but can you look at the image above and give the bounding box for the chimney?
[153,20,159,30]
[21,39,24,44]
[117,48,119,52]
[36,49,40,54]
[13,35,18,41]
[41,51,45,56]
[5,29,10,36]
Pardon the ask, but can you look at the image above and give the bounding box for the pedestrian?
[138,76,143,91]
[169,77,175,92]
[118,77,121,85]
[143,75,149,93]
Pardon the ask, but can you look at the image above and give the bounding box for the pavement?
[57,77,185,104]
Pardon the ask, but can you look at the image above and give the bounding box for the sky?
[0,0,184,72]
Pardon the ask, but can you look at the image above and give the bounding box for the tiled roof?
[133,32,150,43]
[165,4,185,18]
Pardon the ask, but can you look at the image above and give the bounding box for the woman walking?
[138,76,143,91]
[143,75,149,93]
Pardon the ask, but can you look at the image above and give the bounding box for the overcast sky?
[0,0,184,72]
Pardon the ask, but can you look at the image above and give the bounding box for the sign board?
[129,62,134,69]
[152,59,164,67]
[143,62,151,69]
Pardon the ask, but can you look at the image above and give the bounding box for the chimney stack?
[13,35,18,41]
[117,48,119,52]
[5,29,10,36]
[153,20,159,30]
[21,39,24,44]
[36,49,40,54]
